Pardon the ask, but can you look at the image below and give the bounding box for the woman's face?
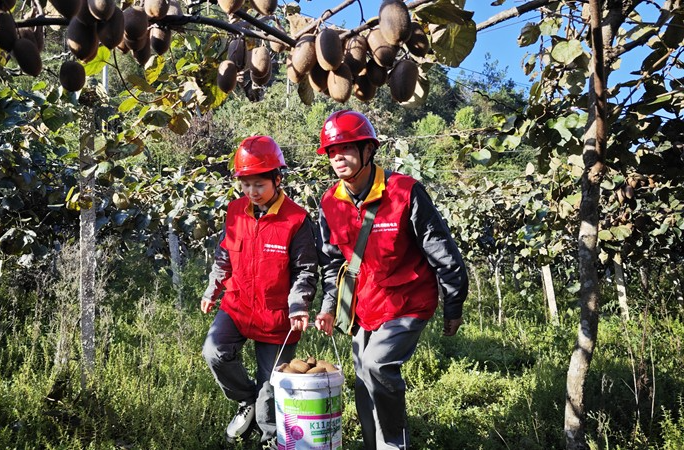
[239,174,279,208]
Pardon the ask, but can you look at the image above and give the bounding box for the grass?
[1,250,684,450]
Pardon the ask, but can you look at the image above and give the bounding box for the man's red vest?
[220,194,306,344]
[321,168,439,331]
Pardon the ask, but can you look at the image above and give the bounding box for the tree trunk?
[639,264,649,294]
[541,264,558,323]
[79,123,97,384]
[494,256,504,326]
[614,257,630,321]
[168,222,182,309]
[565,0,608,448]
[471,266,484,332]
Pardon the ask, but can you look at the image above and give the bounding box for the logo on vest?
[372,222,398,233]
[264,243,287,254]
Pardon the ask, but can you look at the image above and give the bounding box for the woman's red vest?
[219,194,306,344]
[321,168,439,331]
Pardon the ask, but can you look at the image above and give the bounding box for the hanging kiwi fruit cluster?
[2,0,431,106]
[283,0,428,104]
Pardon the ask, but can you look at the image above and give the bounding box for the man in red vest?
[314,110,468,450]
[201,136,318,450]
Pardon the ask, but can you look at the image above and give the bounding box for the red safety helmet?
[233,135,287,177]
[317,110,380,155]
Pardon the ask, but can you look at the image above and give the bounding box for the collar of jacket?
[243,189,285,218]
[333,164,385,204]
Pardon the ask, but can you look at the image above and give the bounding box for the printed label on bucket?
[277,397,342,450]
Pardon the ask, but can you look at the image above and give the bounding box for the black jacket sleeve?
[317,205,345,316]
[287,216,320,316]
[410,182,469,320]
[202,228,232,302]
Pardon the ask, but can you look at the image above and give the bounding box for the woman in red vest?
[313,110,469,450]
[201,136,318,450]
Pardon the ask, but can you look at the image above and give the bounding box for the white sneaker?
[225,402,256,442]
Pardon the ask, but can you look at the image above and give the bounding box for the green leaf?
[517,23,540,47]
[471,148,492,165]
[539,17,561,36]
[127,74,156,93]
[141,109,172,127]
[598,229,613,241]
[168,113,190,135]
[414,0,470,25]
[551,39,584,64]
[119,96,139,113]
[428,20,477,68]
[83,47,110,76]
[610,225,632,241]
[145,56,165,84]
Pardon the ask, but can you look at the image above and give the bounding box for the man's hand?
[443,317,463,336]
[314,312,335,336]
[200,298,215,314]
[290,313,309,331]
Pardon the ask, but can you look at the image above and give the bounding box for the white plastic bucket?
[271,368,344,450]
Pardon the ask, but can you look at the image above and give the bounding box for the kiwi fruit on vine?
[76,2,97,25]
[251,65,272,86]
[123,6,148,40]
[315,28,343,71]
[133,38,151,65]
[145,0,169,19]
[59,60,86,91]
[125,32,149,52]
[343,34,367,75]
[365,58,388,86]
[116,38,129,53]
[249,46,271,78]
[328,62,352,103]
[97,7,124,49]
[227,38,246,69]
[18,27,43,52]
[217,59,237,93]
[252,0,276,16]
[67,17,98,61]
[308,62,329,93]
[378,0,411,45]
[368,28,398,68]
[0,0,16,12]
[0,13,17,51]
[50,0,83,19]
[218,0,243,14]
[290,33,316,75]
[353,74,377,102]
[88,0,115,21]
[12,38,42,76]
[150,26,171,54]
[286,54,305,83]
[389,59,419,102]
[269,21,287,53]
[406,22,429,57]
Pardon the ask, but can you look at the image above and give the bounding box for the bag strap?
[348,201,379,276]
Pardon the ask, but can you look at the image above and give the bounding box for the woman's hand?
[200,298,215,314]
[290,313,309,331]
[314,312,334,336]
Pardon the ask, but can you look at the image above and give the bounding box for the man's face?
[327,142,363,180]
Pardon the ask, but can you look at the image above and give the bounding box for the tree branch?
[294,0,358,39]
[476,0,552,31]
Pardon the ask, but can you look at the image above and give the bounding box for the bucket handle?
[272,324,342,375]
